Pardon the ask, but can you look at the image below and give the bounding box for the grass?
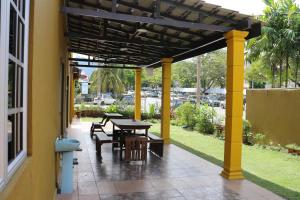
[80,117,300,199]
[149,121,300,200]
[80,117,102,122]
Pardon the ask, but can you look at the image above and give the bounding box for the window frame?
[0,0,29,191]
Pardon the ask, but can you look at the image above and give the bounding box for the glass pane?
[16,113,23,155]
[17,18,24,61]
[8,60,16,108]
[19,113,23,153]
[18,66,24,107]
[9,4,17,56]
[22,0,26,18]
[8,114,15,164]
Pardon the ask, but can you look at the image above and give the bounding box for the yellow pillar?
[160,58,173,144]
[70,77,75,122]
[135,68,142,120]
[221,30,249,180]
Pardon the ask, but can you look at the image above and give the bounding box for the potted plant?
[285,144,300,155]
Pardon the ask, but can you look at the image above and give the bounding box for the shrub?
[194,105,216,134]
[243,120,255,145]
[105,104,118,113]
[253,133,267,145]
[148,104,156,119]
[175,102,196,128]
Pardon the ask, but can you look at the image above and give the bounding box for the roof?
[63,0,261,69]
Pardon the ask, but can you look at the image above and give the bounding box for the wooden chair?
[125,136,147,162]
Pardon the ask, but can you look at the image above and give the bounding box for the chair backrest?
[125,136,147,162]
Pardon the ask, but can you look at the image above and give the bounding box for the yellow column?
[221,30,249,180]
[135,68,142,120]
[70,77,75,122]
[160,58,173,144]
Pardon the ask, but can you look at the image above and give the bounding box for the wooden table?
[110,119,152,160]
[101,113,124,126]
[91,113,123,138]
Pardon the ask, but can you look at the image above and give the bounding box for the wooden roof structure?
[63,0,261,69]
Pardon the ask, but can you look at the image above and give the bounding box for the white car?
[93,97,101,105]
[99,94,116,105]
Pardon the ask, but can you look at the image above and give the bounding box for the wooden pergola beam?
[70,64,140,69]
[69,58,144,65]
[65,32,192,50]
[62,7,233,32]
[68,48,161,58]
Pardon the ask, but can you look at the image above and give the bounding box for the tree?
[118,69,135,90]
[245,60,269,88]
[247,0,300,88]
[89,68,124,96]
[198,49,226,93]
[142,68,162,88]
[172,61,196,88]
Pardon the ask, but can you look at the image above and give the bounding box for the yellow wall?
[246,89,300,145]
[0,0,67,199]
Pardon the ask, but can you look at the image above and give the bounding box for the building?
[0,1,262,200]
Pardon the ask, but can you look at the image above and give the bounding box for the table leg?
[120,129,124,160]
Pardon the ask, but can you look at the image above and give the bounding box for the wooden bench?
[90,122,105,138]
[147,133,164,157]
[95,132,119,160]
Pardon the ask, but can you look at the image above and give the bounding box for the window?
[0,0,29,190]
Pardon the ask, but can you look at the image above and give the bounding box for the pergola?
[62,0,261,180]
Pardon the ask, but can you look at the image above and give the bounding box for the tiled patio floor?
[57,120,284,200]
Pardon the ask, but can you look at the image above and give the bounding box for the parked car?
[187,95,197,104]
[121,94,134,105]
[99,94,116,105]
[207,95,221,107]
[93,97,101,105]
[171,98,184,110]
[220,100,226,109]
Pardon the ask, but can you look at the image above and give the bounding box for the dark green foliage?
[194,105,216,134]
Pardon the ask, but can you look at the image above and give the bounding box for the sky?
[205,0,300,16]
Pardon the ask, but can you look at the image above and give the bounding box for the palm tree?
[90,68,124,96]
[247,0,299,88]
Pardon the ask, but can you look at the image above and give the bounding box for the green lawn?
[80,117,300,199]
[80,117,102,122]
[149,122,300,199]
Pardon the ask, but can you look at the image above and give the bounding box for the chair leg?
[90,123,94,138]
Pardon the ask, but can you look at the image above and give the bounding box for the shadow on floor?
[151,131,300,200]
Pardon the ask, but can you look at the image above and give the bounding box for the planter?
[75,111,81,118]
[287,148,296,154]
[287,148,300,155]
[285,144,300,155]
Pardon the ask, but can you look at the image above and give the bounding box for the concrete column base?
[220,169,244,180]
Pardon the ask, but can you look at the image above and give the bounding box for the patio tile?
[96,182,118,195]
[78,181,98,195]
[78,194,100,200]
[78,172,95,182]
[114,180,154,193]
[57,121,285,200]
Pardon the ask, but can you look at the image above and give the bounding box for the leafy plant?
[105,104,118,113]
[286,143,300,151]
[194,105,216,134]
[148,104,156,119]
[254,132,267,145]
[243,120,255,145]
[175,102,196,128]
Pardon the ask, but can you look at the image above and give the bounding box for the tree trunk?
[196,56,201,106]
[295,67,298,88]
[279,60,283,88]
[272,65,275,88]
[285,55,289,88]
